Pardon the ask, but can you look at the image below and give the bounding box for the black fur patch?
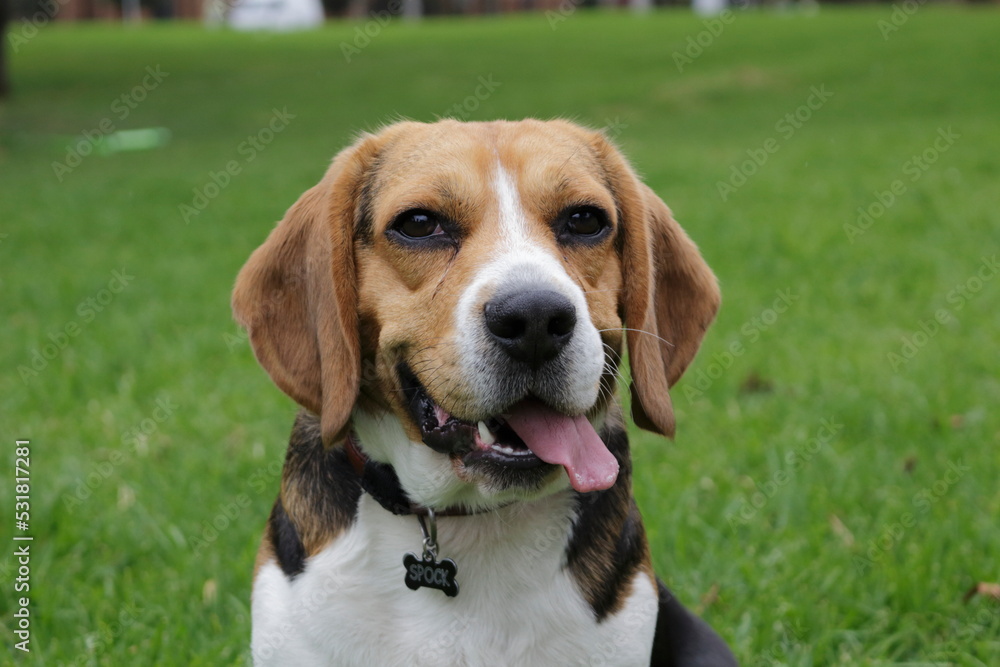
[359,458,416,516]
[650,578,738,667]
[566,421,649,620]
[268,499,306,578]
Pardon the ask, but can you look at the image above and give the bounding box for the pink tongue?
[503,401,619,493]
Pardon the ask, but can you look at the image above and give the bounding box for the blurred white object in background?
[224,0,325,31]
[693,0,728,16]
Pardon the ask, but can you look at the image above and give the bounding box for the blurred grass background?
[1,6,999,664]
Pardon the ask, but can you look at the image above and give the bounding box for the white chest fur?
[252,493,657,666]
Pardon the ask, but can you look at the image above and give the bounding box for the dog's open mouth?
[398,364,619,492]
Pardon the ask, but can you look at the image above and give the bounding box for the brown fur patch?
[253,522,276,581]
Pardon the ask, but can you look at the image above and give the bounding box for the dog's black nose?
[484,289,577,368]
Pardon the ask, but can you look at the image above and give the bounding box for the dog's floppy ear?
[596,136,720,438]
[627,184,721,437]
[232,135,379,445]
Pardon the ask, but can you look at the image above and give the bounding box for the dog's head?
[233,119,719,511]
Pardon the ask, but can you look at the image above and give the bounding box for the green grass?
[2,5,999,664]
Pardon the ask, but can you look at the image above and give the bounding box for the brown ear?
[232,137,377,445]
[627,184,720,437]
[603,144,720,437]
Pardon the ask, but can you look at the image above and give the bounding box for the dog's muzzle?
[396,278,620,493]
[399,362,618,493]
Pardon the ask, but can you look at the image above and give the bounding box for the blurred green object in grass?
[96,127,172,155]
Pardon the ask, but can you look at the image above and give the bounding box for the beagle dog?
[233,119,737,666]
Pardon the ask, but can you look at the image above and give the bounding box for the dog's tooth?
[434,405,451,426]
[478,421,496,446]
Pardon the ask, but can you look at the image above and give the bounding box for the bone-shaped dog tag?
[403,552,459,597]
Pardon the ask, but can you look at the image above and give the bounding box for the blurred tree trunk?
[0,0,9,98]
[347,0,368,17]
[402,0,422,19]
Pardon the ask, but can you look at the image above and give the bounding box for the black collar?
[345,434,481,517]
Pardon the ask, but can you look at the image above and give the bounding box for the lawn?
[2,5,999,665]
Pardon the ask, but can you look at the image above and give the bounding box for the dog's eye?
[391,210,445,240]
[562,207,609,239]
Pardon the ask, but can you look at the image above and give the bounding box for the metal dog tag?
[403,552,459,597]
[402,508,459,597]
